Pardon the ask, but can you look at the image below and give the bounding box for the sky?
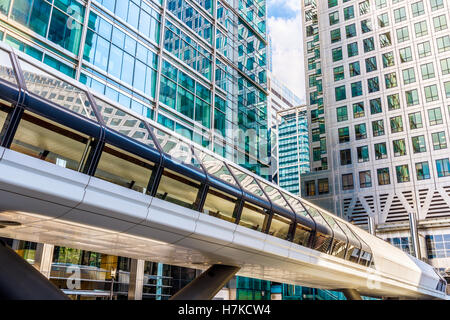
[267,0,305,103]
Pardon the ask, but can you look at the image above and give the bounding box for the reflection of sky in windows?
[426,234,450,259]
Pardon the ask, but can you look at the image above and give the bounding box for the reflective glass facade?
[277,106,310,194]
[0,0,269,177]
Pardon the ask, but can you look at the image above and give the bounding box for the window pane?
[203,188,237,223]
[95,144,154,193]
[155,169,200,209]
[239,203,269,232]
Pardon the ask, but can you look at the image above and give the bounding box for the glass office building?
[0,0,270,177]
[277,106,310,195]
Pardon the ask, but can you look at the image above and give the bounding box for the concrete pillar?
[341,289,362,300]
[34,243,54,279]
[170,264,240,300]
[128,259,145,300]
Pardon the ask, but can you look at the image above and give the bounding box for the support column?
[34,243,54,279]
[409,212,421,260]
[170,264,240,300]
[128,259,145,300]
[341,289,362,300]
[0,240,68,299]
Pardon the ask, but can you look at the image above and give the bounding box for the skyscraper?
[0,0,270,178]
[300,0,450,273]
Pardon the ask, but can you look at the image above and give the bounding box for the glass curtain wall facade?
[277,106,310,195]
[0,0,270,178]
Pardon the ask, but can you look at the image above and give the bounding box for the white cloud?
[268,9,305,103]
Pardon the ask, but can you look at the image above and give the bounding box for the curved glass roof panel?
[302,203,332,233]
[95,97,158,150]
[258,180,293,212]
[335,219,363,250]
[0,49,17,85]
[316,210,347,242]
[194,148,238,186]
[283,193,315,221]
[227,165,267,200]
[18,59,97,121]
[154,129,202,170]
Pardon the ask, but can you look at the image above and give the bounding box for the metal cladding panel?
[206,174,242,199]
[24,93,103,139]
[242,191,271,210]
[162,155,207,183]
[0,81,20,104]
[104,128,161,164]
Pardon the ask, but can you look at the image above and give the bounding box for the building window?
[332,47,343,62]
[417,41,431,58]
[359,0,370,15]
[385,72,398,88]
[374,142,388,160]
[379,32,392,48]
[336,106,348,122]
[433,15,448,32]
[353,102,364,118]
[415,161,431,180]
[338,127,350,143]
[394,7,407,23]
[349,61,361,77]
[346,24,357,38]
[351,81,363,97]
[393,139,407,157]
[378,13,389,28]
[305,180,316,196]
[347,42,359,57]
[431,131,447,150]
[402,67,416,85]
[318,178,329,194]
[340,149,352,165]
[397,26,410,42]
[331,29,341,43]
[363,37,375,52]
[421,62,435,80]
[359,171,372,188]
[437,35,450,53]
[370,98,382,114]
[436,158,450,177]
[405,89,419,106]
[342,173,354,190]
[329,11,339,25]
[412,1,425,17]
[361,19,372,33]
[344,6,355,20]
[425,234,450,260]
[367,77,379,93]
[377,168,390,185]
[399,47,413,63]
[396,165,410,183]
[441,58,450,75]
[387,93,400,110]
[357,145,369,163]
[390,116,403,133]
[382,52,395,67]
[428,107,443,126]
[354,123,367,140]
[414,21,428,37]
[372,119,385,137]
[334,66,345,81]
[409,111,423,129]
[412,135,427,153]
[424,84,439,102]
[335,85,346,101]
[430,0,444,11]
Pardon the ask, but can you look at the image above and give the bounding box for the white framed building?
[300,0,450,273]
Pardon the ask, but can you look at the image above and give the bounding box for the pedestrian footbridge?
[0,44,447,300]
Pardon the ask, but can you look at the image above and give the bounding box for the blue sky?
[266,0,305,102]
